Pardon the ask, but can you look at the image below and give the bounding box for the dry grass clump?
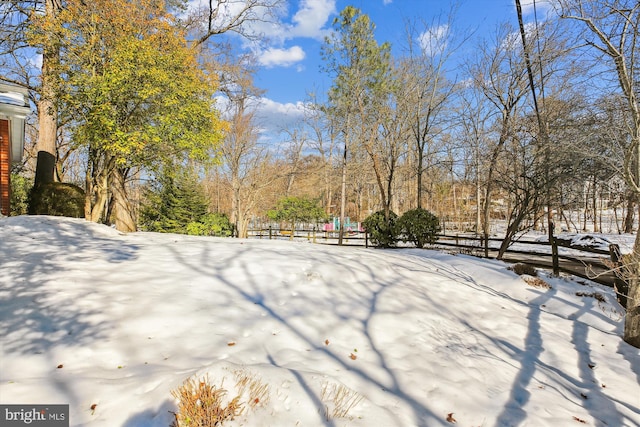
[170,375,244,427]
[510,263,538,277]
[171,371,363,425]
[234,370,270,409]
[321,382,363,420]
[509,263,551,289]
[523,276,552,289]
[576,291,606,303]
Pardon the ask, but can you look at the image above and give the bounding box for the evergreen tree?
[140,166,209,234]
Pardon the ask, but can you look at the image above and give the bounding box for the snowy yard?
[0,216,639,426]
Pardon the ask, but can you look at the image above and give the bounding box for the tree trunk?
[417,147,424,209]
[338,137,347,246]
[231,177,241,238]
[88,153,111,223]
[476,164,482,234]
[624,224,640,347]
[34,0,60,187]
[236,208,247,238]
[624,192,635,233]
[110,167,136,232]
[482,128,508,257]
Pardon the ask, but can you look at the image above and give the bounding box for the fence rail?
[248,227,367,245]
[247,227,625,293]
[248,228,614,256]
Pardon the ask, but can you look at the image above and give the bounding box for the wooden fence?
[247,227,626,293]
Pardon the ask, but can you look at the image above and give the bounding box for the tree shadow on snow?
[492,286,632,427]
[0,217,140,409]
[121,399,176,427]
[165,241,447,427]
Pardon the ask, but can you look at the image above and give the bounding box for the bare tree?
[399,11,463,210]
[214,54,274,238]
[280,126,307,197]
[184,0,285,47]
[556,0,640,347]
[305,99,339,215]
[458,85,493,233]
[466,23,530,256]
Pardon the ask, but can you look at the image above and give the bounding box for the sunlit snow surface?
[1,216,639,426]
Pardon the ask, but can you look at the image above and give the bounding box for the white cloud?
[418,24,449,57]
[185,1,336,73]
[383,0,393,5]
[215,95,309,145]
[287,0,336,40]
[258,46,306,68]
[517,0,552,18]
[502,22,537,52]
[253,97,310,142]
[255,97,307,126]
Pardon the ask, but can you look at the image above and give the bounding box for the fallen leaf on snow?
[446,412,456,423]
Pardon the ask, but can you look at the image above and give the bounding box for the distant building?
[0,82,30,216]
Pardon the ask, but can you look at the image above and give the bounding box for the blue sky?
[198,0,553,137]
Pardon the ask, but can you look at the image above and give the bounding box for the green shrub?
[267,196,327,232]
[363,210,399,248]
[29,182,85,218]
[186,212,234,237]
[397,208,441,248]
[10,173,32,216]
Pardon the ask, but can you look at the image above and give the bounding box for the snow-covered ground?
[1,216,639,427]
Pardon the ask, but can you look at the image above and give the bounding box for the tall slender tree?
[399,13,460,210]
[467,23,530,256]
[321,6,394,243]
[1,1,61,187]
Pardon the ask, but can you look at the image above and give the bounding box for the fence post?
[609,243,621,264]
[269,226,272,240]
[609,243,629,308]
[365,231,369,248]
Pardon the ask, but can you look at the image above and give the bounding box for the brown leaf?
[324,339,330,346]
[588,363,595,369]
[580,393,588,399]
[573,416,586,423]
[446,412,456,423]
[57,364,63,369]
[227,341,236,346]
[349,353,357,360]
